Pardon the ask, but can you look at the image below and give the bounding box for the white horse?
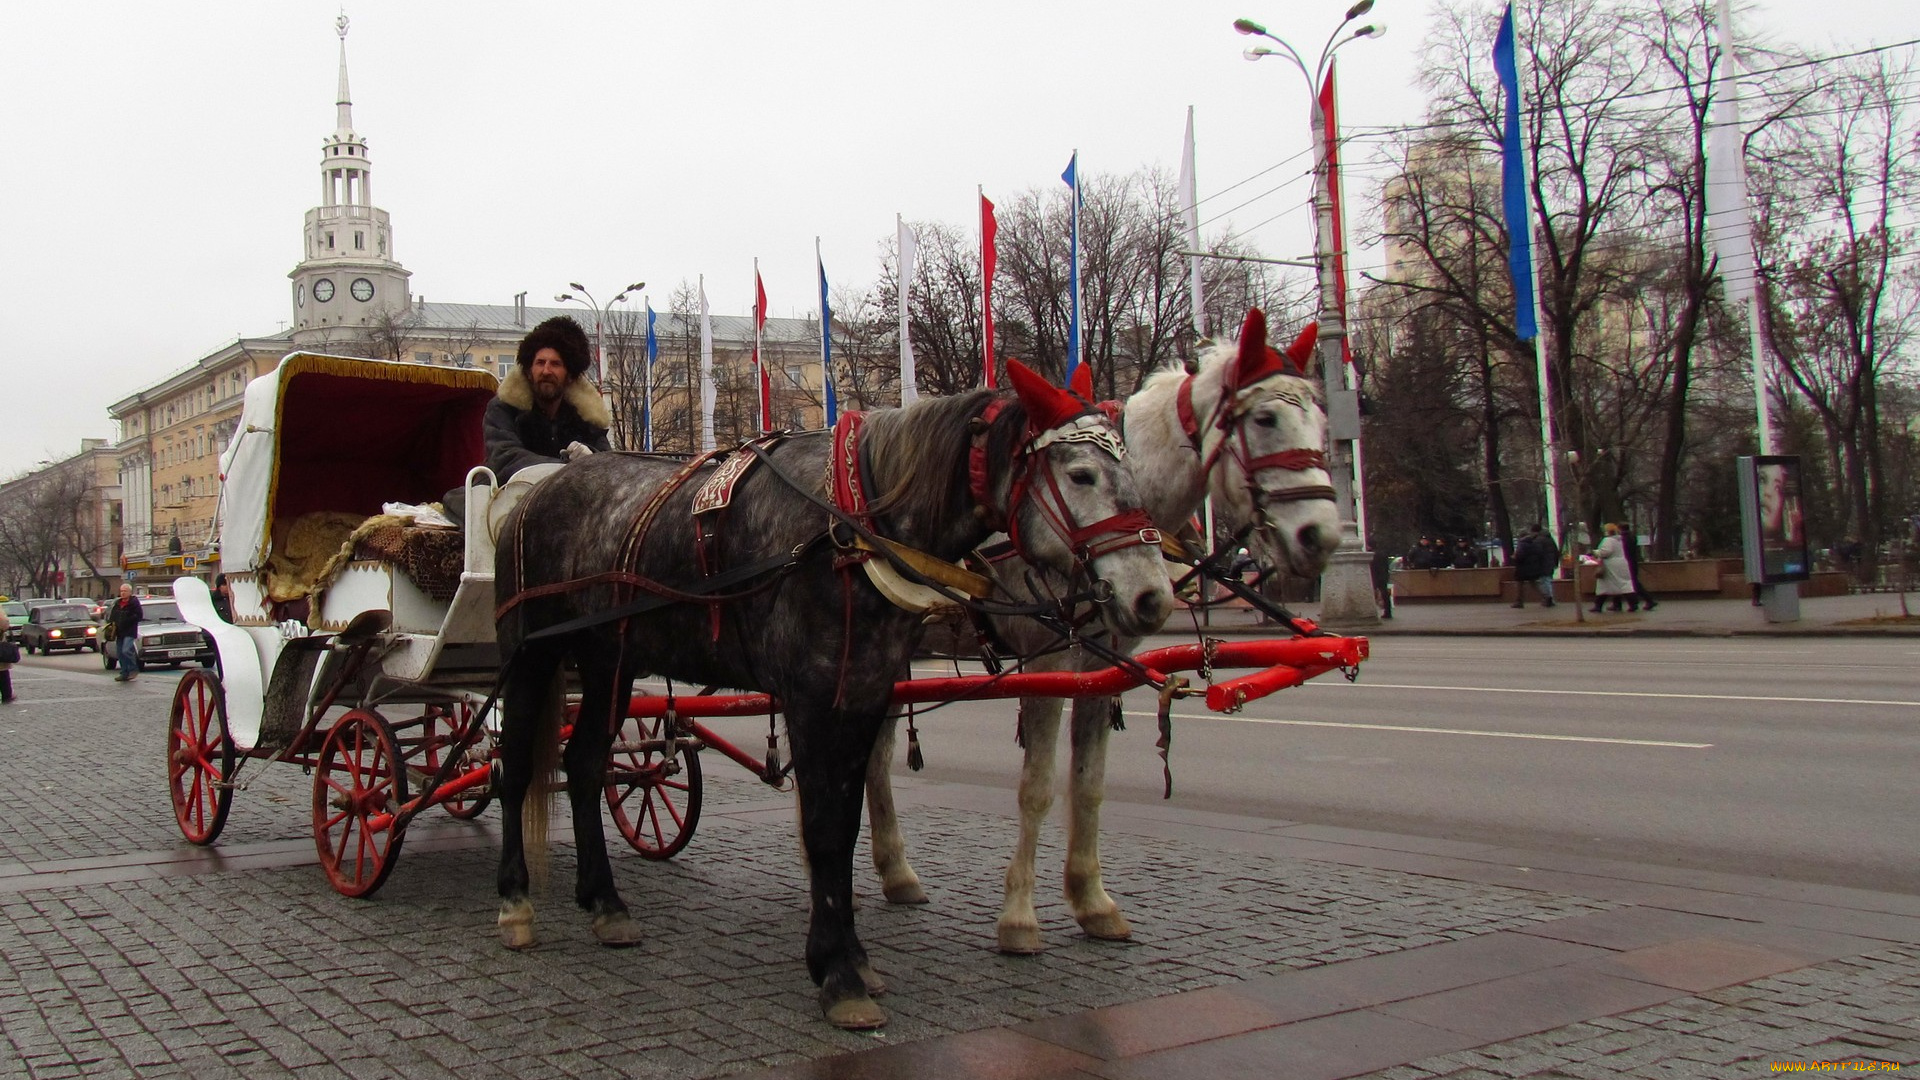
[865,308,1344,953]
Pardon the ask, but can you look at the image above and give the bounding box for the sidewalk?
[1194,589,1920,637]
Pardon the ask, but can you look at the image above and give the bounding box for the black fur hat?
[517,316,592,377]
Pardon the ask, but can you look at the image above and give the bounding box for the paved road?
[698,635,1920,897]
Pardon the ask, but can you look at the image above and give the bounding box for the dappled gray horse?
[492,361,1174,1029]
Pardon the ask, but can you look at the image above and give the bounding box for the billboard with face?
[1738,455,1811,583]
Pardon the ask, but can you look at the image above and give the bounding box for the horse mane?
[861,388,1026,533]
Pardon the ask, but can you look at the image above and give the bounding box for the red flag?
[754,268,773,431]
[1320,64,1353,366]
[981,191,998,388]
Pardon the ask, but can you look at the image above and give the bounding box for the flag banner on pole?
[981,190,998,388]
[818,239,837,426]
[898,215,919,405]
[699,277,716,451]
[1178,106,1204,339]
[1062,151,1082,383]
[1319,66,1354,366]
[753,265,772,432]
[1708,0,1755,303]
[1493,4,1540,342]
[643,300,657,452]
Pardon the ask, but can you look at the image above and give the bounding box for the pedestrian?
[0,606,15,703]
[1510,523,1558,608]
[1590,523,1633,613]
[1620,523,1657,612]
[211,574,234,623]
[108,583,143,682]
[1370,541,1394,620]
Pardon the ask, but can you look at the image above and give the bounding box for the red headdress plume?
[1005,359,1086,433]
[1232,308,1319,388]
[1283,322,1319,375]
[1069,363,1094,403]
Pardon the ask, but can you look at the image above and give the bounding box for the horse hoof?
[498,900,536,950]
[883,880,929,905]
[996,924,1046,956]
[822,992,888,1031]
[592,911,644,948]
[1078,910,1133,942]
[857,961,888,997]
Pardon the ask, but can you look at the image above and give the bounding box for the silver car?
[101,599,216,670]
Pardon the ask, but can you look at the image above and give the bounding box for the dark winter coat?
[1514,532,1558,579]
[109,596,143,640]
[483,367,612,481]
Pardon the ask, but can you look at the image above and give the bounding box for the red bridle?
[1172,371,1336,505]
[967,400,1161,566]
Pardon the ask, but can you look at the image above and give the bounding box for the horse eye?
[1254,412,1279,428]
[1068,468,1098,487]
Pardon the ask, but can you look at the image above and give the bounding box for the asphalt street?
[697,634,1920,898]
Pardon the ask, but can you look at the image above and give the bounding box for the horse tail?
[522,664,566,890]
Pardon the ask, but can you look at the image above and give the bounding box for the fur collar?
[498,366,610,429]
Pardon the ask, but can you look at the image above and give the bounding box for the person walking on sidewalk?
[1619,523,1657,612]
[1591,523,1634,613]
[1511,523,1558,608]
[0,607,15,703]
[108,584,142,682]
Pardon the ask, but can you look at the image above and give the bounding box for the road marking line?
[1297,682,1920,708]
[1132,711,1713,748]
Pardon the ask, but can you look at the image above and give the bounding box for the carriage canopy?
[220,353,497,574]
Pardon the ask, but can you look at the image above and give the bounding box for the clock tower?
[289,14,411,347]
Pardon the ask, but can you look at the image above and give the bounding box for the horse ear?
[1069,363,1094,403]
[1233,308,1270,387]
[1285,322,1320,375]
[1005,359,1083,432]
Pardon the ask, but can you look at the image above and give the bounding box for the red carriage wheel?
[313,709,409,898]
[605,714,702,859]
[167,668,234,845]
[421,703,492,820]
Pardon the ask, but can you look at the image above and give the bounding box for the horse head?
[1000,360,1174,638]
[1197,308,1342,579]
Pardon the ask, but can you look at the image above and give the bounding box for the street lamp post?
[1236,3,1385,627]
[555,279,646,384]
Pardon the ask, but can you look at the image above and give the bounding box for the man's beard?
[532,376,566,407]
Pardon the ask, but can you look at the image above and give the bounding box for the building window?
[354,231,364,250]
[327,233,335,250]
[415,351,433,364]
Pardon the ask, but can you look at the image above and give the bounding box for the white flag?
[699,276,716,451]
[897,215,919,405]
[1707,0,1754,303]
[1178,105,1204,337]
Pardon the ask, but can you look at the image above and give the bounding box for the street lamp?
[1234,5,1385,627]
[555,279,646,384]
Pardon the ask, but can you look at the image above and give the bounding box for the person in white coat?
[1591,522,1634,613]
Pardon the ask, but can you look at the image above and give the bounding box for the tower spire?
[334,12,354,135]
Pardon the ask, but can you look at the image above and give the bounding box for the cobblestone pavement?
[0,662,1914,1080]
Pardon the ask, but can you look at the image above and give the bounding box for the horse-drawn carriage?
[164,317,1368,1028]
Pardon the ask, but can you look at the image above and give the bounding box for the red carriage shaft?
[619,636,1370,720]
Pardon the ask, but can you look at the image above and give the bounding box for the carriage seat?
[263,509,466,616]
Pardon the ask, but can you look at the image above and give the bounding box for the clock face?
[313,278,335,303]
[350,277,375,302]
[295,283,305,307]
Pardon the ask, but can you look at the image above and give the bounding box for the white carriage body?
[176,352,502,750]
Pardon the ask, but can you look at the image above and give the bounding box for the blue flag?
[1062,151,1082,382]
[819,246,837,426]
[643,302,657,451]
[1494,5,1539,341]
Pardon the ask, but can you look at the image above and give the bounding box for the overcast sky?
[2,0,1912,479]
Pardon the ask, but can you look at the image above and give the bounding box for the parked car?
[0,601,28,642]
[65,596,106,620]
[100,599,216,671]
[21,603,101,654]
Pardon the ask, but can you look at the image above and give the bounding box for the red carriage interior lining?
[271,371,491,525]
